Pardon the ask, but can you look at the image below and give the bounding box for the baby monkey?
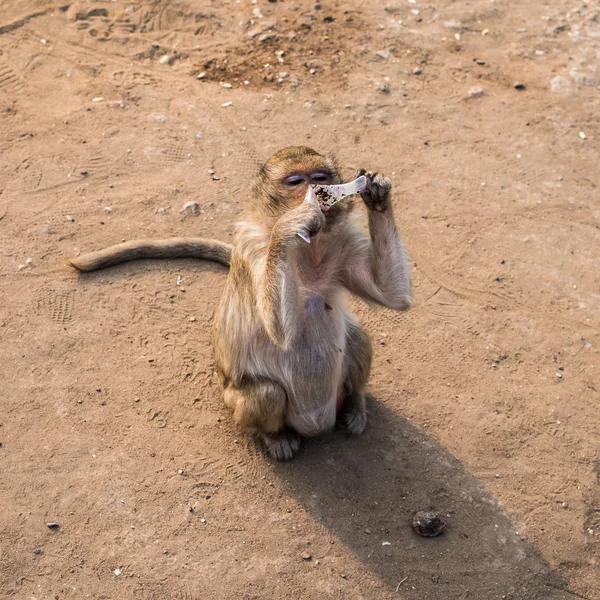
[68,147,412,460]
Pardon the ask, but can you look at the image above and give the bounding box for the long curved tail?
[66,237,232,272]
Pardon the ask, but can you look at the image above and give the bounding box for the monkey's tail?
[65,237,232,272]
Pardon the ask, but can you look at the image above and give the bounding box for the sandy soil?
[1,1,599,599]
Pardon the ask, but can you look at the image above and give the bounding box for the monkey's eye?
[284,175,306,186]
[310,172,329,183]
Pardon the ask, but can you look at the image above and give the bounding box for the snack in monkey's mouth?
[297,175,367,243]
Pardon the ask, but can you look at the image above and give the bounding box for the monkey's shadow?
[272,400,573,600]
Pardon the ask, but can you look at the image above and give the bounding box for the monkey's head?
[253,146,352,223]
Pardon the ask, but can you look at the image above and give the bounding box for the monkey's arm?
[255,202,325,349]
[342,173,412,311]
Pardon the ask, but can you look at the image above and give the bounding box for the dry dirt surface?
[0,1,599,599]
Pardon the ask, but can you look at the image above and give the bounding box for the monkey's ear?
[323,149,343,183]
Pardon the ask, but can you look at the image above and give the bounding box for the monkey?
[68,146,412,460]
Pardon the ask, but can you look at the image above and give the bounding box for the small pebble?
[178,469,185,475]
[159,55,171,65]
[381,541,391,546]
[190,316,197,322]
[197,72,206,80]
[222,101,233,107]
[26,258,33,266]
[300,551,312,560]
[80,169,88,175]
[412,511,446,537]
[378,83,390,94]
[259,33,275,43]
[66,215,75,222]
[412,67,422,75]
[115,100,125,109]
[152,43,159,49]
[47,522,60,529]
[221,82,232,88]
[579,131,587,140]
[180,201,200,215]
[104,206,112,214]
[513,81,526,90]
[92,97,103,102]
[114,568,122,576]
[469,86,484,97]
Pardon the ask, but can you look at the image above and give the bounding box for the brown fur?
[68,146,412,460]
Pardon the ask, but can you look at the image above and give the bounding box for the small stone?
[364,528,371,534]
[469,86,484,97]
[104,206,112,214]
[47,522,60,529]
[550,76,570,94]
[412,67,422,75]
[33,549,43,555]
[221,101,233,107]
[152,43,159,49]
[80,169,88,175]
[26,258,33,266]
[66,215,75,222]
[159,55,171,65]
[412,511,446,537]
[513,81,526,90]
[375,50,390,59]
[197,72,206,80]
[92,97,103,102]
[378,82,390,94]
[190,316,197,322]
[381,541,391,546]
[579,131,587,140]
[258,33,275,43]
[300,551,312,560]
[115,100,125,108]
[221,82,232,88]
[114,568,122,576]
[178,469,185,475]
[556,373,563,379]
[180,201,200,215]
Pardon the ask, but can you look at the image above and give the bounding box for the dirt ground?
[1,0,599,599]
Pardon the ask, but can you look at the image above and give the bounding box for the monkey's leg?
[337,321,373,435]
[223,380,301,461]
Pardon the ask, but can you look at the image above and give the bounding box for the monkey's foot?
[258,429,301,461]
[336,392,367,435]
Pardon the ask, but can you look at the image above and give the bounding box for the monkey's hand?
[276,198,326,243]
[356,169,391,213]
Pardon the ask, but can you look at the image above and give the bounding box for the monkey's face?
[257,146,349,223]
